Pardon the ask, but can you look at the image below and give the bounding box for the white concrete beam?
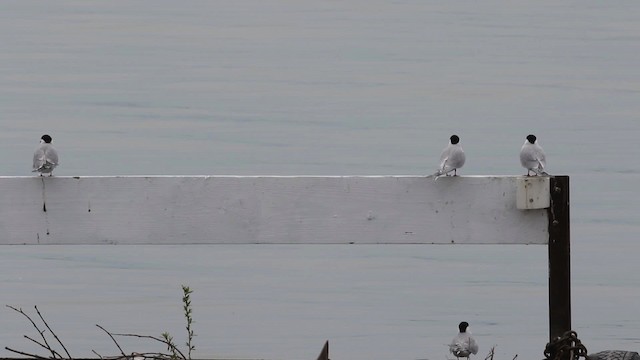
[0,176,549,245]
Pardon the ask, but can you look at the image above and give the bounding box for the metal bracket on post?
[548,175,571,340]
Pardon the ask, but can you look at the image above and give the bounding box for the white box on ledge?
[517,176,550,210]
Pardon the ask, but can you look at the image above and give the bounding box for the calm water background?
[1,1,639,359]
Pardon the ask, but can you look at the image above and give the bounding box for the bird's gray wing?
[535,145,546,170]
[33,146,45,170]
[439,146,452,173]
[45,146,59,165]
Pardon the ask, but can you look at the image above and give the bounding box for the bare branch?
[95,324,127,357]
[4,346,50,359]
[24,335,49,350]
[110,333,187,360]
[137,353,177,360]
[6,305,58,359]
[484,345,496,360]
[35,305,72,359]
[24,335,63,358]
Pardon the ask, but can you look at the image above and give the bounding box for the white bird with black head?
[449,321,479,359]
[32,134,59,176]
[430,134,466,178]
[520,134,548,176]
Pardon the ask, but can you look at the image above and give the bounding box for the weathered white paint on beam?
[0,176,548,245]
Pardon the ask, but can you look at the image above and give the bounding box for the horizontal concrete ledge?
[0,176,550,245]
[0,174,533,179]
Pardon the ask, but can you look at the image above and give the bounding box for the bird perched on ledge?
[449,321,479,359]
[32,134,59,176]
[430,134,466,179]
[520,134,548,176]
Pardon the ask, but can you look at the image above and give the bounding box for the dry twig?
[484,346,496,360]
[5,305,67,359]
[35,305,72,358]
[95,324,127,358]
[107,332,187,360]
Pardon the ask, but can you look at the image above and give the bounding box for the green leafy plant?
[162,285,196,360]
[161,331,180,360]
[182,285,195,359]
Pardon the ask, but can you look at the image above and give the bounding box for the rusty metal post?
[548,175,571,340]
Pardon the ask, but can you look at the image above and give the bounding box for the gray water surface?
[1,2,639,359]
